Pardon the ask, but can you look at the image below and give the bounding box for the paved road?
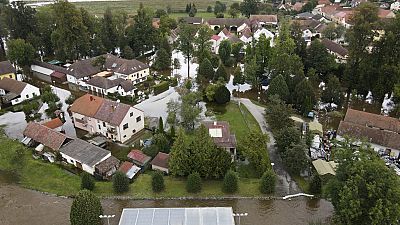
[236,98,300,196]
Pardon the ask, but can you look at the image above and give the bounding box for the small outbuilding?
[151,152,170,174]
[312,159,338,176]
[127,149,151,167]
[119,161,141,179]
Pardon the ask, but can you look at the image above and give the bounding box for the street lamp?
[99,214,115,225]
[233,212,248,225]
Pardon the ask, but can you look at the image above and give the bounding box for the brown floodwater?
[0,183,333,225]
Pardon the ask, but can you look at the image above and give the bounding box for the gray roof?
[118,207,235,225]
[67,54,149,79]
[0,60,16,75]
[86,76,125,90]
[60,139,110,167]
[119,80,136,92]
[0,77,27,95]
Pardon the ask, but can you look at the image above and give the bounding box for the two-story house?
[70,94,144,143]
[66,54,149,87]
[0,78,41,106]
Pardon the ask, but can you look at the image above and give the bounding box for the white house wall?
[10,84,40,105]
[116,107,145,143]
[31,65,53,76]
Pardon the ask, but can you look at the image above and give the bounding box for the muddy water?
[0,184,333,225]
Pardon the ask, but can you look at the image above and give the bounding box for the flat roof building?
[118,207,235,225]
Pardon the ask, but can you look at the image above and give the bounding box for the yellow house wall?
[0,73,16,80]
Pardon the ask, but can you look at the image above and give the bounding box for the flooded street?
[0,184,333,225]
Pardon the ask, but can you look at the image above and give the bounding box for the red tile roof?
[42,118,64,129]
[23,122,70,151]
[127,150,151,165]
[70,94,104,117]
[151,152,169,169]
[211,35,221,41]
[119,161,134,173]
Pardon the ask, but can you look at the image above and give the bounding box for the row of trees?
[0,1,178,68]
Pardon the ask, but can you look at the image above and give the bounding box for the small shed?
[95,156,120,180]
[119,161,141,179]
[50,71,67,83]
[151,152,170,174]
[309,121,323,134]
[127,150,151,167]
[312,159,338,176]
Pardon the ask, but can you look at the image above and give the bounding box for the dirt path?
[236,98,300,195]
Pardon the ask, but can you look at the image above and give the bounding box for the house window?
[32,93,36,97]
[132,129,136,133]
[26,94,29,98]
[98,125,101,130]
[111,135,114,139]
[9,75,12,78]
[123,135,126,138]
[103,122,106,127]
[130,112,133,117]
[136,116,141,122]
[123,123,128,130]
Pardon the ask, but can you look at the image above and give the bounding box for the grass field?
[213,102,262,143]
[0,130,263,197]
[72,0,240,16]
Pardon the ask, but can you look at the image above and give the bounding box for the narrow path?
[235,98,300,195]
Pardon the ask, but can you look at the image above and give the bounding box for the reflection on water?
[102,198,333,225]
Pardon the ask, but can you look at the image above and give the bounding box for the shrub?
[186,172,202,193]
[151,171,165,192]
[154,81,169,95]
[81,172,95,191]
[112,171,130,193]
[65,95,76,105]
[214,86,231,104]
[222,170,238,193]
[309,174,322,194]
[260,170,276,194]
[70,190,102,225]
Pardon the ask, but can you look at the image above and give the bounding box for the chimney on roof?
[90,95,94,101]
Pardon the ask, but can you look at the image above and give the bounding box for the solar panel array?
[118,207,235,225]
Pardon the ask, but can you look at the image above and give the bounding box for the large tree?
[239,131,271,177]
[70,190,102,225]
[0,0,8,60]
[35,6,56,57]
[327,144,400,224]
[198,58,214,80]
[7,38,35,68]
[3,2,37,40]
[101,8,118,52]
[126,3,156,57]
[240,0,260,18]
[282,143,309,175]
[344,3,378,96]
[219,40,231,66]
[267,74,289,102]
[194,25,213,63]
[293,78,316,115]
[177,23,196,79]
[321,75,344,107]
[305,40,337,80]
[264,95,294,132]
[244,56,260,90]
[169,126,231,179]
[51,1,90,60]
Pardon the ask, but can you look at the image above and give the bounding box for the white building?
[66,54,149,87]
[254,28,275,46]
[0,77,40,105]
[70,94,144,143]
[390,1,400,11]
[85,76,136,97]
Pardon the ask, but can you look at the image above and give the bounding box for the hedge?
[154,81,170,95]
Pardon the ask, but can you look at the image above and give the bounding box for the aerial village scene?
[0,0,399,224]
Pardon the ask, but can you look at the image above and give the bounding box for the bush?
[214,86,231,104]
[112,171,130,193]
[170,78,178,87]
[154,81,170,95]
[65,95,76,105]
[222,170,238,193]
[309,174,322,194]
[260,170,276,194]
[186,172,202,193]
[70,190,102,225]
[151,171,165,192]
[81,172,95,191]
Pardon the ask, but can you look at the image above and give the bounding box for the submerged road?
[236,98,300,195]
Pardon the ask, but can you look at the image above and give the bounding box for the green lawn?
[71,0,240,16]
[213,102,262,143]
[0,130,263,197]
